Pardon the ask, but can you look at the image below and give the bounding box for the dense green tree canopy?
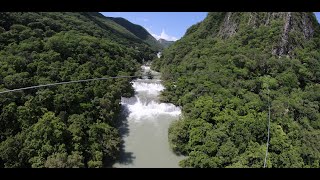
[0,12,156,168]
[153,12,320,168]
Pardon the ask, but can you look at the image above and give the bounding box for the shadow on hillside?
[108,104,136,167]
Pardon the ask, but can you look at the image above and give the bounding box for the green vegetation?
[153,12,320,168]
[0,12,156,168]
[158,39,174,48]
[108,17,163,51]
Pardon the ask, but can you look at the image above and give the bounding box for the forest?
[1,12,320,169]
[152,12,320,168]
[0,12,158,168]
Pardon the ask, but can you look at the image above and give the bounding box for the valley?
[0,12,320,168]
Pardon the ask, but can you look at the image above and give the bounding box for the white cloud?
[145,27,151,32]
[136,17,149,22]
[147,29,178,41]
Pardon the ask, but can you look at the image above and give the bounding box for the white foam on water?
[122,78,181,123]
[141,65,150,71]
[122,96,181,123]
[115,65,185,168]
[132,81,165,95]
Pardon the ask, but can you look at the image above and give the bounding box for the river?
[113,65,185,168]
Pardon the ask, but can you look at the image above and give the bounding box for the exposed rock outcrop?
[214,12,316,56]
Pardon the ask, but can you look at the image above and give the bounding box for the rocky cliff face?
[215,12,318,56]
[269,12,315,56]
[153,12,319,71]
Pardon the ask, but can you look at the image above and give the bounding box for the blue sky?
[315,12,320,24]
[101,12,207,41]
[101,12,320,41]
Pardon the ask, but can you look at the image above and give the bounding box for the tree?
[3,72,31,89]
[87,122,120,167]
[0,102,19,140]
[0,133,25,168]
[168,119,190,155]
[67,114,87,152]
[44,151,84,168]
[21,112,68,168]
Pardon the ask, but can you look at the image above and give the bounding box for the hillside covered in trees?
[152,12,320,168]
[0,12,158,168]
[107,16,164,51]
[158,38,174,48]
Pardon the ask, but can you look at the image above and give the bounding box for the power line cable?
[0,75,138,95]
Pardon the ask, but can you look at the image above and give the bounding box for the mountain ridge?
[158,38,174,48]
[105,16,163,51]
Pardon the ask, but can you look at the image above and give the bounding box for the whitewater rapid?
[113,65,184,168]
[121,81,181,123]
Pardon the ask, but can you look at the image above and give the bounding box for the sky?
[101,12,207,41]
[101,12,320,42]
[315,12,320,24]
